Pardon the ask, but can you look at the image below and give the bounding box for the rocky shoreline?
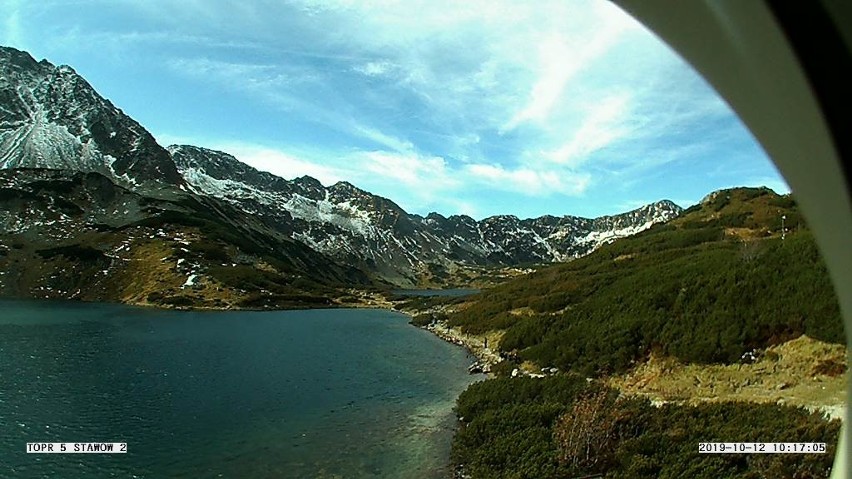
[14,289,844,425]
[419,319,503,375]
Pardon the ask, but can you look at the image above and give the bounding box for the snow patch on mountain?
[0,46,183,188]
[170,143,683,286]
[0,46,684,287]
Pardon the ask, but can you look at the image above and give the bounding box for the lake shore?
[0,300,478,478]
[418,319,503,374]
[9,290,843,423]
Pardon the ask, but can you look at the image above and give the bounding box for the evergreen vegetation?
[36,244,107,262]
[448,188,844,478]
[453,376,840,479]
[449,188,843,376]
[208,264,336,308]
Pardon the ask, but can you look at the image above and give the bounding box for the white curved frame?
[613,2,850,476]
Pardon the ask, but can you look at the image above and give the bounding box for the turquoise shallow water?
[0,299,482,478]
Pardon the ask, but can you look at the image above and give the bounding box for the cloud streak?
[13,0,786,218]
[2,0,25,49]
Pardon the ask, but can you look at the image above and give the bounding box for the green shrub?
[450,230,842,375]
[37,244,105,261]
[452,377,840,479]
[187,241,230,262]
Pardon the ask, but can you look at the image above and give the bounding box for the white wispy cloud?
[156,133,352,187]
[1,0,25,49]
[165,57,315,109]
[15,0,784,217]
[501,15,629,132]
[361,151,455,187]
[214,143,349,186]
[349,125,415,154]
[465,163,591,196]
[54,28,268,53]
[541,93,633,167]
[354,60,394,77]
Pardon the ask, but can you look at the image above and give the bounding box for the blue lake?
[0,300,482,478]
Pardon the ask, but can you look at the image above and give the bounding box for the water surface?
[0,299,481,478]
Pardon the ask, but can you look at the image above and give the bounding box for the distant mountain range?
[170,144,682,284]
[0,46,682,305]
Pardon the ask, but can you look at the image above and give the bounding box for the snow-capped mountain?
[0,46,182,189]
[0,45,683,291]
[171,145,682,285]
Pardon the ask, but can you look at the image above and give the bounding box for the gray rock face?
[171,144,682,285]
[1,46,683,287]
[0,46,182,189]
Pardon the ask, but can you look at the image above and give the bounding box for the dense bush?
[187,241,230,262]
[396,294,468,311]
[453,377,840,479]
[449,190,843,376]
[237,292,330,308]
[36,244,106,261]
[160,294,194,307]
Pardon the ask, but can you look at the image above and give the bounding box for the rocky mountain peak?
[328,180,360,195]
[424,212,446,222]
[0,47,37,72]
[1,46,687,287]
[294,175,323,189]
[0,46,182,188]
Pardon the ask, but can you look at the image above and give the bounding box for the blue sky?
[2,0,789,219]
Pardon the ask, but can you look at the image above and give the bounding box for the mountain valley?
[0,44,846,479]
[1,46,681,306]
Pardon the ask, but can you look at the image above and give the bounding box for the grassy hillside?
[446,187,845,478]
[448,187,843,376]
[0,170,376,309]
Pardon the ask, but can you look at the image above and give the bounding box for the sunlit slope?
[448,187,843,375]
[0,169,372,309]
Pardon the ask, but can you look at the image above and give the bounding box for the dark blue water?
[0,299,481,478]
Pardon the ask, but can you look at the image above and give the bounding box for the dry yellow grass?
[724,227,765,240]
[114,232,248,309]
[607,335,847,419]
[118,240,185,303]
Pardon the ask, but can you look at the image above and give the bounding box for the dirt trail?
[423,321,504,368]
[607,335,847,420]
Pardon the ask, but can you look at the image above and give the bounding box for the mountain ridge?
[0,47,184,190]
[2,44,682,294]
[169,143,683,284]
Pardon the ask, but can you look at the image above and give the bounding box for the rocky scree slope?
[171,144,682,286]
[0,45,682,296]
